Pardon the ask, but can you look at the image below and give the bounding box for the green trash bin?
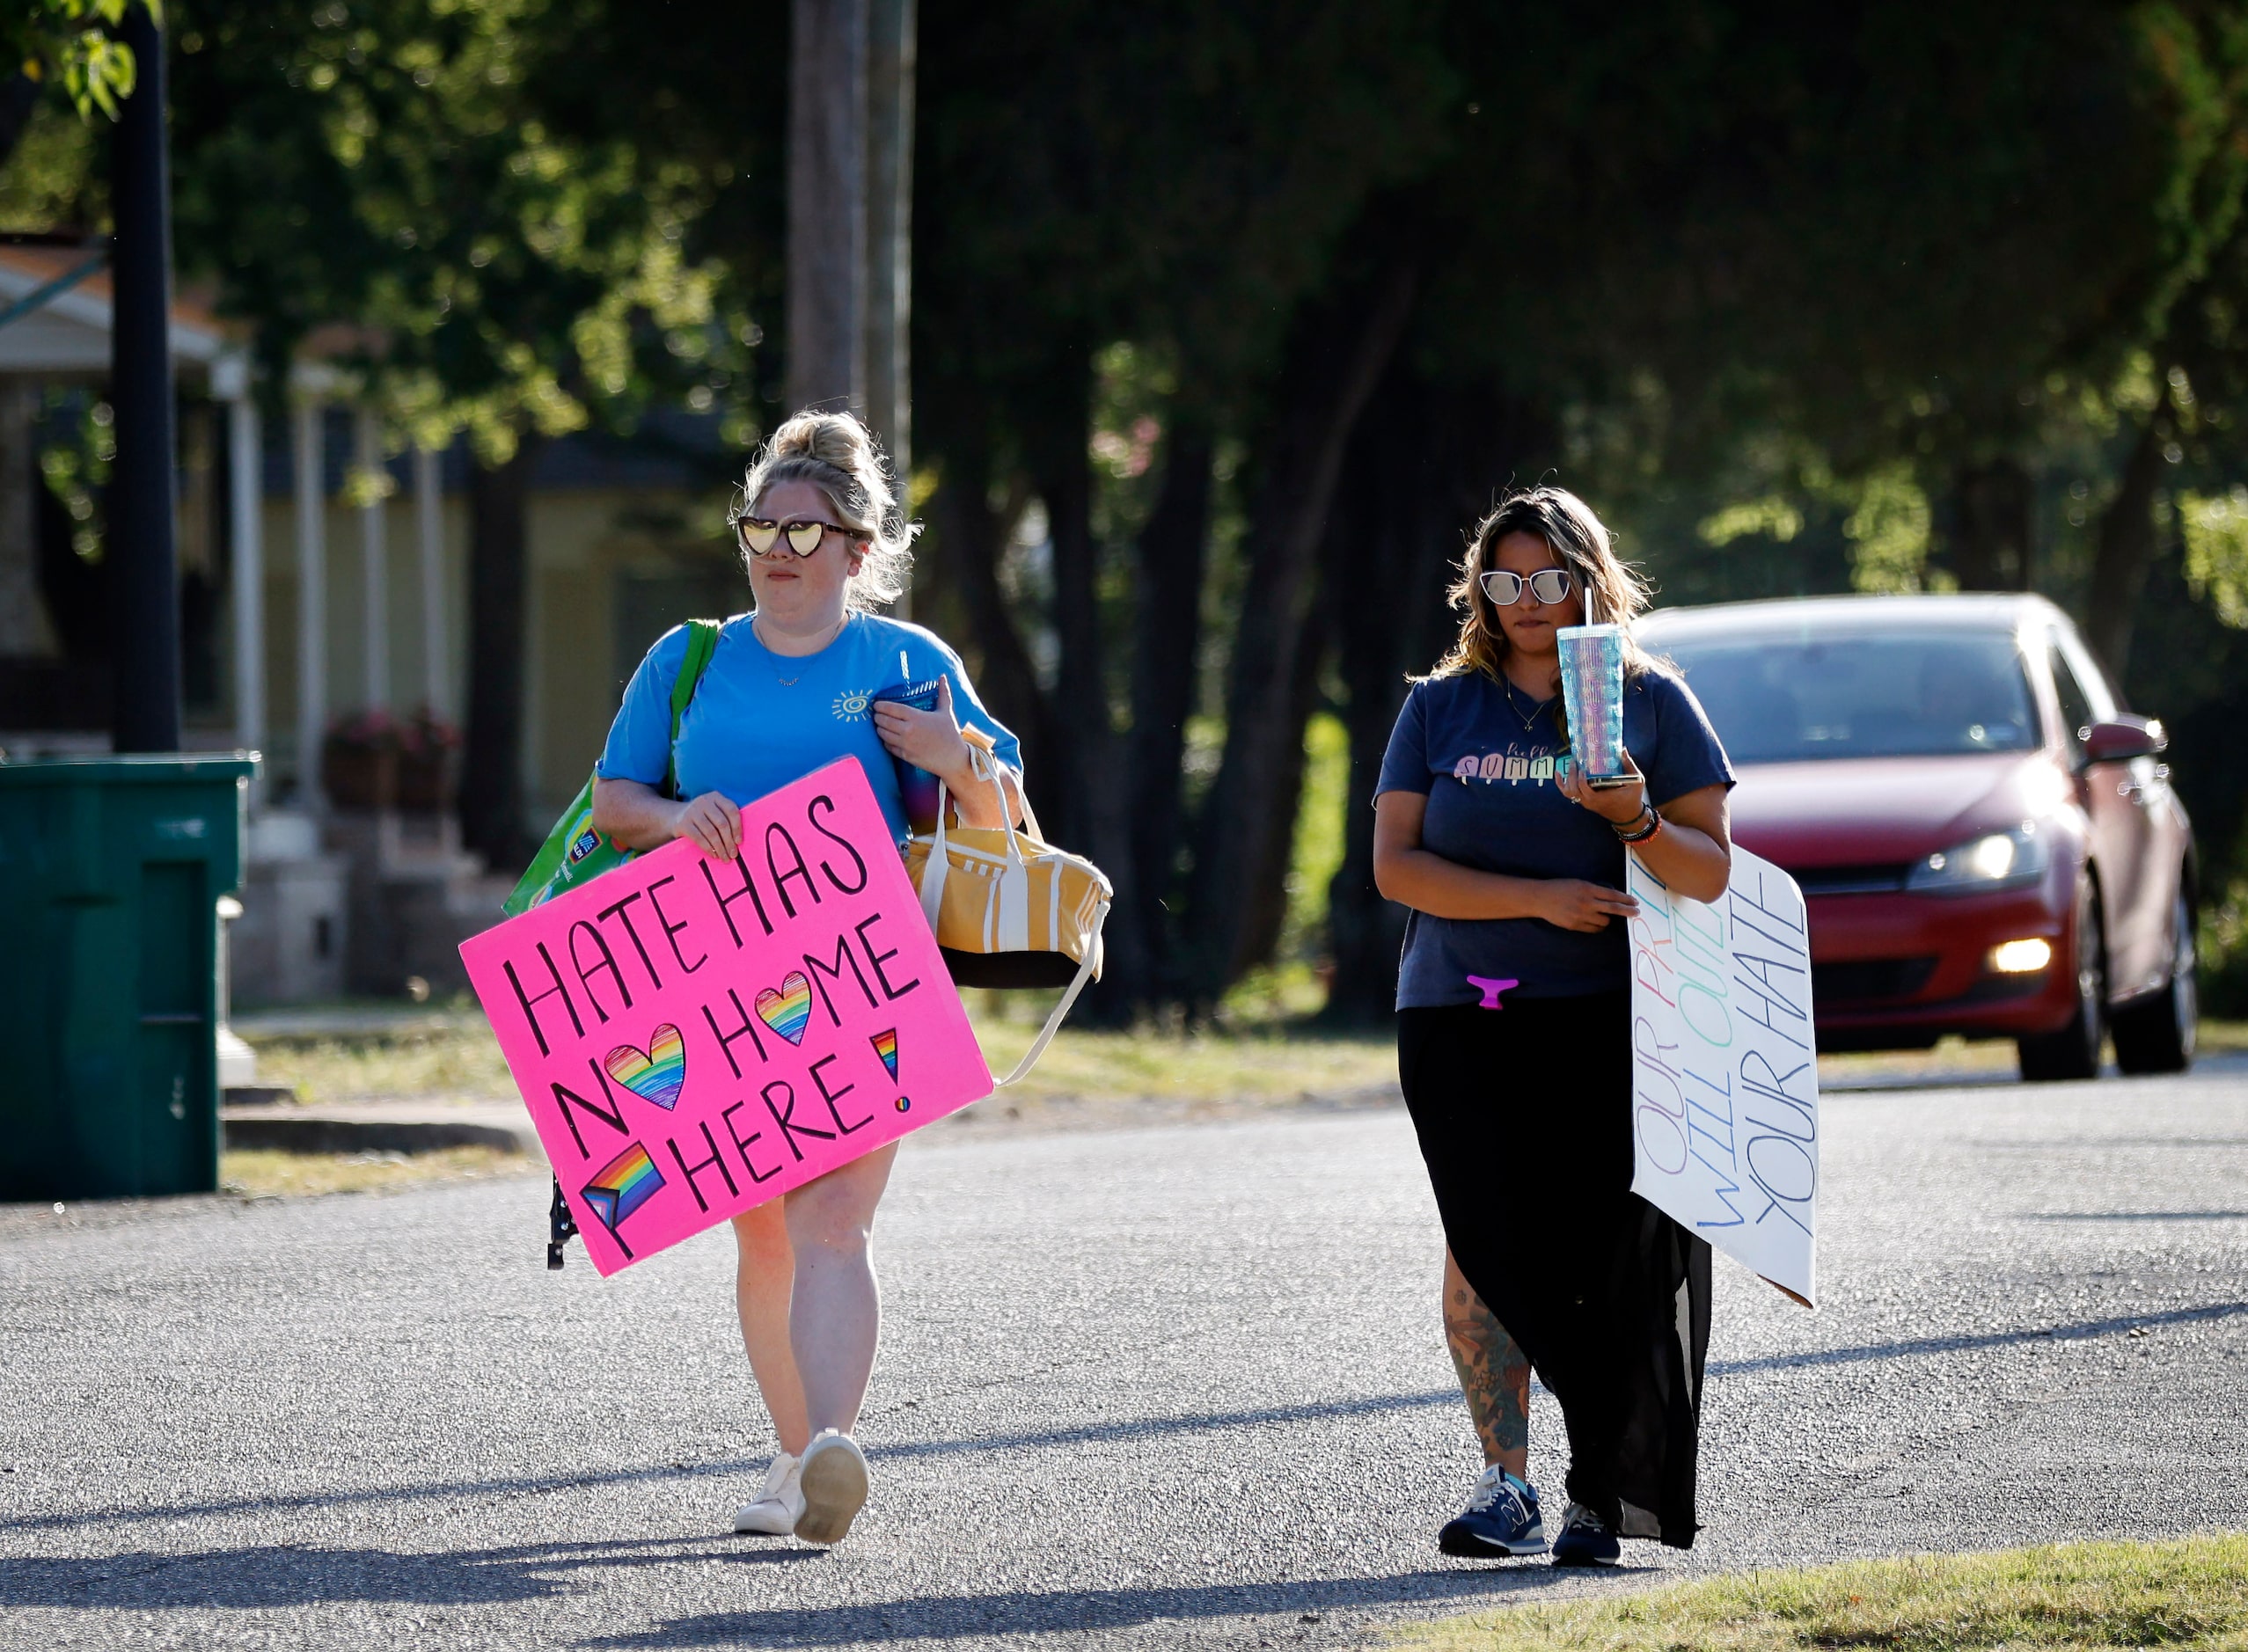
[0,755,258,1201]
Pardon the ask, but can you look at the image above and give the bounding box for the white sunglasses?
[1479,568,1575,606]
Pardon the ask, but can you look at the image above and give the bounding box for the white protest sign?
[1624,845,1819,1307]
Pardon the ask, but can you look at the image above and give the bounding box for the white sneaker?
[732,1451,803,1535]
[793,1429,869,1545]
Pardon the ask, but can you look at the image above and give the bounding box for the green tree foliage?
[4,0,152,125]
[167,0,751,458]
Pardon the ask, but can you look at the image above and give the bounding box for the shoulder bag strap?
[992,898,1108,1087]
[663,618,722,800]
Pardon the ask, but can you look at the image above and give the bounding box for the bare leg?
[1444,1247,1530,1479]
[731,1201,810,1458]
[784,1142,898,1436]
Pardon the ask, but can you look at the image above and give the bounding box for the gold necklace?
[751,613,841,686]
[1501,676,1552,733]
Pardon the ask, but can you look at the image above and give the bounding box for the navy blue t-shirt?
[1375,665,1734,1008]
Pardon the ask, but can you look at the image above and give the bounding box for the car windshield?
[1657,627,2039,764]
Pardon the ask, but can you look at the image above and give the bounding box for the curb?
[221,1110,543,1159]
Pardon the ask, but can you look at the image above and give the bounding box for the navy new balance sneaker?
[1550,1501,1622,1566]
[1437,1466,1548,1558]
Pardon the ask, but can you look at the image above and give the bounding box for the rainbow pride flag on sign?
[582,1143,665,1257]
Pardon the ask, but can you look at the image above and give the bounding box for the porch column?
[216,357,264,779]
[355,406,389,712]
[292,397,326,808]
[414,443,445,715]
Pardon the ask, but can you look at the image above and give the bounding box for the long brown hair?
[1423,485,1656,684]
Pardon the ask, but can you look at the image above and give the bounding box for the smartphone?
[873,665,948,835]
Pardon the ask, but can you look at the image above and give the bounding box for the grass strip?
[220,1145,532,1199]
[1385,1534,2248,1652]
[242,1012,1401,1108]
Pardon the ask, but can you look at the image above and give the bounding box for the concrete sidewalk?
[220,1100,543,1159]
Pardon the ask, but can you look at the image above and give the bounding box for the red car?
[1638,594,2199,1080]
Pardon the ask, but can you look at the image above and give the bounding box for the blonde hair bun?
[736,409,918,610]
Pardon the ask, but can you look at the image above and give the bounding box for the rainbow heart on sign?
[604,1024,686,1109]
[755,972,814,1046]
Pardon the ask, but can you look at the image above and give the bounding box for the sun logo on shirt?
[831,687,875,721]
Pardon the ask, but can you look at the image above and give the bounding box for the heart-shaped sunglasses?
[733,516,870,557]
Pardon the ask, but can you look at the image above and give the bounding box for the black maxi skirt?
[1397,991,1712,1548]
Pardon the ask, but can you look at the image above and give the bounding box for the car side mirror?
[2082,715,2166,764]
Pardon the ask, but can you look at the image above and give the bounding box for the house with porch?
[0,246,748,1004]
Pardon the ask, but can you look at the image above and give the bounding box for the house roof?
[0,245,237,378]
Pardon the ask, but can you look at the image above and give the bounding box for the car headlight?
[1906,825,2049,894]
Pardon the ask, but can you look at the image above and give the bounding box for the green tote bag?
[503,618,721,915]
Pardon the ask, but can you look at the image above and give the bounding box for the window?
[2045,628,2112,757]
[1660,628,2037,764]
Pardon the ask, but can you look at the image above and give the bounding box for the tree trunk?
[864,0,915,492]
[107,2,180,754]
[1180,259,1418,1006]
[1230,607,1330,978]
[459,440,539,870]
[0,383,60,657]
[1125,420,1213,1001]
[1321,373,1551,1021]
[1946,457,2035,590]
[2084,385,2174,678]
[787,0,868,413]
[1026,344,1146,1017]
[927,435,1055,822]
[0,74,38,174]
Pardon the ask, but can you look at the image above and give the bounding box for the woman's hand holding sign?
[672,792,743,860]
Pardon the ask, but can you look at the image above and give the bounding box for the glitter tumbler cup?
[1557,623,1630,786]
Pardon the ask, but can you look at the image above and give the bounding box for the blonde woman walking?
[592,411,1023,1545]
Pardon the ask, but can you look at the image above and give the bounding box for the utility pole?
[109,2,180,752]
[865,0,915,485]
[787,0,870,415]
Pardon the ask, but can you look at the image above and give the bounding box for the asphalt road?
[3,1056,2244,1650]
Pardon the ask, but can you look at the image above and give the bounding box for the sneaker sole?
[794,1446,868,1546]
[1550,1546,1621,1567]
[734,1502,799,1536]
[1439,1524,1549,1559]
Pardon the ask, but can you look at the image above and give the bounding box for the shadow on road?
[577,1563,1639,1648]
[0,1535,818,1611]
[6,1301,2239,1546]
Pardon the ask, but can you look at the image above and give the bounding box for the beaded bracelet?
[1615,806,1663,845]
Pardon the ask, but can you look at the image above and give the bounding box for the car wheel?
[2019,881,2105,1083]
[2112,885,2198,1075]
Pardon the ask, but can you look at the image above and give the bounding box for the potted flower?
[395,707,463,811]
[322,710,400,809]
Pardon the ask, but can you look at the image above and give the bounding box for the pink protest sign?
[459,759,993,1275]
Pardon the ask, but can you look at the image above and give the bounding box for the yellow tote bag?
[902,731,1112,1085]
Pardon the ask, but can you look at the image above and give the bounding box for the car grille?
[1790,864,1912,895]
[1812,956,1938,1004]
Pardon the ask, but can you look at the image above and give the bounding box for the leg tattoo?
[1443,1250,1529,1476]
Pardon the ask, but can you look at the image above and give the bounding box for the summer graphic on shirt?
[831,687,875,721]
[1450,743,1576,787]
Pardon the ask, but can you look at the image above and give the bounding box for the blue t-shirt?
[597,610,1021,844]
[1375,665,1733,1008]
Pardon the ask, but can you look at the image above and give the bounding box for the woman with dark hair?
[1372,485,1735,1565]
